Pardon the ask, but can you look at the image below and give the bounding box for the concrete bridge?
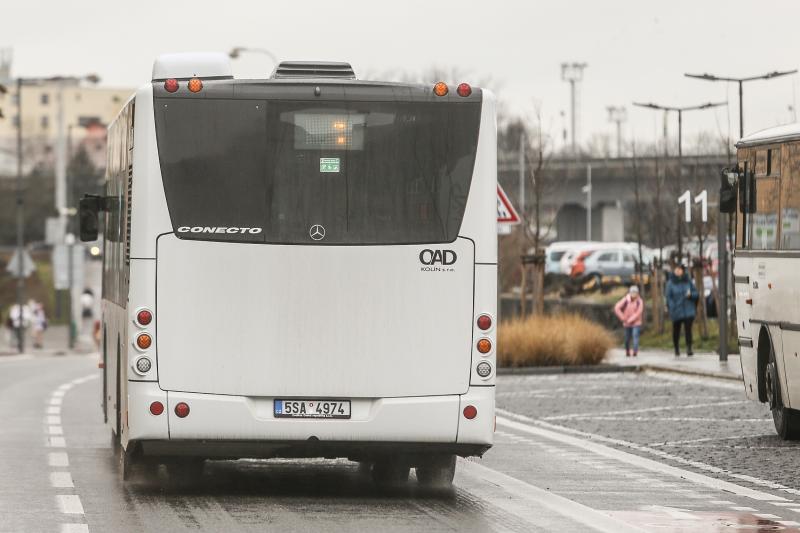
[498,152,733,244]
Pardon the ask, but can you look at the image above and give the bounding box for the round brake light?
[433,81,448,97]
[456,83,472,97]
[164,78,179,93]
[150,401,164,416]
[463,405,478,419]
[477,314,492,330]
[175,402,190,418]
[136,309,152,326]
[136,333,152,350]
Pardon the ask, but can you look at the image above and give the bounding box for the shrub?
[497,313,614,367]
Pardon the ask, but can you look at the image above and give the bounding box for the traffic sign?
[5,249,36,278]
[497,184,521,225]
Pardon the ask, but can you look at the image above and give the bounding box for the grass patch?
[497,313,615,367]
[638,318,739,354]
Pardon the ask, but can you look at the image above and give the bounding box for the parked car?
[544,241,593,275]
[575,248,640,284]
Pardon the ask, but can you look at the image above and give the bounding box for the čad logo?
[419,249,458,266]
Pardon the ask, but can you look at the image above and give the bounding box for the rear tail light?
[150,401,164,416]
[433,81,448,96]
[463,405,478,419]
[476,361,493,378]
[175,402,190,418]
[136,333,152,350]
[134,356,152,374]
[136,309,152,326]
[188,78,203,93]
[477,314,492,330]
[477,338,492,354]
[456,83,472,97]
[164,78,179,93]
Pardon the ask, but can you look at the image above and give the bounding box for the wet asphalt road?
[4,354,800,532]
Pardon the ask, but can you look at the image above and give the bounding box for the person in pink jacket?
[614,285,644,357]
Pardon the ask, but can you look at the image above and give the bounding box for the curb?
[637,364,743,382]
[497,364,640,376]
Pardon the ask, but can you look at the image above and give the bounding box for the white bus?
[724,123,800,439]
[79,53,497,485]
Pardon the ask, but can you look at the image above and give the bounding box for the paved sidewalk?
[606,347,743,381]
[0,323,97,357]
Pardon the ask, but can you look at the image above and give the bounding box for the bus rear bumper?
[127,383,494,459]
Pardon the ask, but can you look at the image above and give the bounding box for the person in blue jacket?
[665,263,699,356]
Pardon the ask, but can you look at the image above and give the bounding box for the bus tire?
[766,345,800,440]
[371,459,409,488]
[416,454,456,488]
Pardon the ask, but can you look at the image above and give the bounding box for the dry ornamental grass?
[497,313,614,367]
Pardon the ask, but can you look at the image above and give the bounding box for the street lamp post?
[633,101,726,261]
[561,62,588,154]
[606,106,627,158]
[684,70,797,138]
[15,77,24,353]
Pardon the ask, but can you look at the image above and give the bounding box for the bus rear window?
[154,97,481,244]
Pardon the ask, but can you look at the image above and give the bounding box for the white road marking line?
[791,508,800,513]
[543,400,747,420]
[49,436,66,448]
[47,406,61,415]
[49,426,64,435]
[56,495,84,514]
[643,371,743,390]
[754,513,782,519]
[50,397,63,406]
[50,472,74,488]
[642,505,701,520]
[574,416,771,422]
[60,525,89,533]
[496,410,788,502]
[459,460,648,533]
[52,390,66,397]
[710,500,735,505]
[771,502,798,507]
[47,416,62,425]
[57,383,73,391]
[652,433,774,447]
[48,452,69,467]
[779,521,800,526]
[730,506,758,511]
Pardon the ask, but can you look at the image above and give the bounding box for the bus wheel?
[766,347,800,440]
[416,454,456,488]
[371,459,410,488]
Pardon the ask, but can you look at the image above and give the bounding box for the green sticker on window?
[320,157,340,173]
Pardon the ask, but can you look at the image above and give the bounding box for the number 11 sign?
[678,189,708,223]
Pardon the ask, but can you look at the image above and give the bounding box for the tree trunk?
[519,263,528,318]
[531,258,545,316]
[651,266,663,333]
[693,259,709,339]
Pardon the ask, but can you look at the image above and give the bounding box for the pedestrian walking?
[614,285,644,357]
[31,301,48,349]
[665,264,699,356]
[7,302,32,349]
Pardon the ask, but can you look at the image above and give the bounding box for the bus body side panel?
[129,84,173,260]
[733,254,758,400]
[459,91,497,265]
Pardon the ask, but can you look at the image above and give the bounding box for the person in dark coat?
[665,264,699,356]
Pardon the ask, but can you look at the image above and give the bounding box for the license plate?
[274,399,351,419]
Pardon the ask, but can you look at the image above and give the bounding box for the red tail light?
[164,79,179,93]
[175,402,190,418]
[136,309,152,326]
[150,401,164,416]
[463,405,478,419]
[477,314,492,330]
[456,83,472,97]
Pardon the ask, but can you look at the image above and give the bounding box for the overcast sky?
[6,0,800,153]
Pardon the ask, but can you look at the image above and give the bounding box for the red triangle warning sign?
[497,184,521,224]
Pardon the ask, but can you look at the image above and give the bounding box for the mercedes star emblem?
[309,224,326,241]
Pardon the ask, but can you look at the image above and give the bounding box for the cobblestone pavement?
[496,371,800,495]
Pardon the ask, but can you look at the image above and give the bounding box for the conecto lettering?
[177,226,263,234]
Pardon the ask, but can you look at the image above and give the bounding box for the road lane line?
[50,397,63,406]
[49,425,64,435]
[56,495,84,514]
[48,406,61,415]
[543,400,748,420]
[49,436,66,447]
[52,390,66,397]
[50,472,74,488]
[60,525,89,533]
[47,416,62,425]
[459,459,648,533]
[496,409,789,502]
[48,452,69,467]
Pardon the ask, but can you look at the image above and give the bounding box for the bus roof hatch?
[271,61,356,80]
[152,52,233,81]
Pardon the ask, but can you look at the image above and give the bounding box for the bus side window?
[781,143,800,249]
[749,175,780,250]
